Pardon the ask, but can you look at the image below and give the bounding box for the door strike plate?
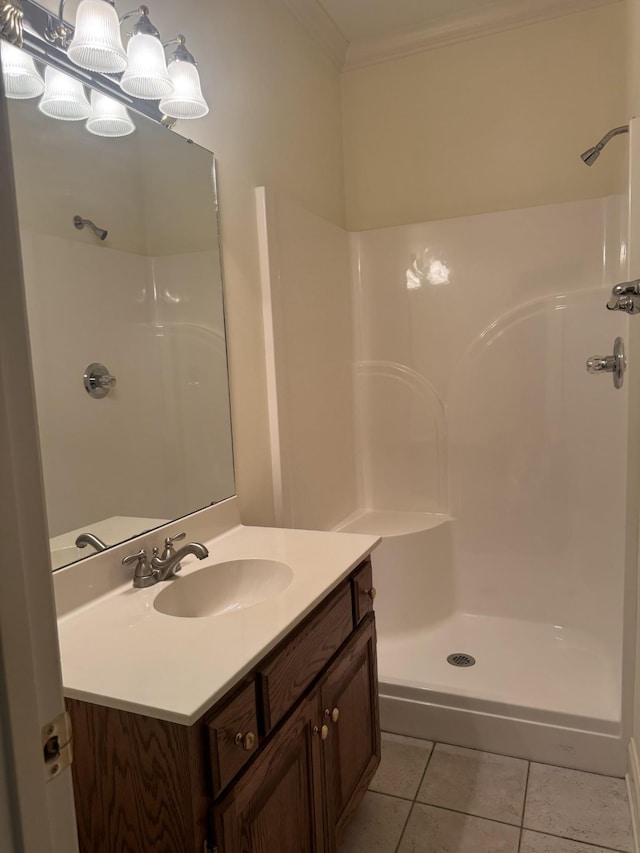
[42,711,73,782]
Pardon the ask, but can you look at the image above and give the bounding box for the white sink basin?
[153,558,293,618]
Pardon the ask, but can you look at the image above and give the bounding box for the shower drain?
[447,653,476,667]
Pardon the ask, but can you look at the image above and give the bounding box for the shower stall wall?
[258,188,635,776]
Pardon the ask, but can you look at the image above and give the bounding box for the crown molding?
[344,0,620,71]
[279,0,348,68]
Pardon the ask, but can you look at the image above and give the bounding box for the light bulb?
[159,61,208,120]
[86,90,135,137]
[68,0,127,74]
[39,67,91,121]
[121,33,172,100]
[0,40,44,100]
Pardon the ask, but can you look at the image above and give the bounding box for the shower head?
[73,215,108,241]
[581,146,602,167]
[580,125,629,166]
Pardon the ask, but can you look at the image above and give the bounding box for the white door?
[0,78,78,851]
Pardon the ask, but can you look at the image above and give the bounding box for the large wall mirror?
[4,48,235,571]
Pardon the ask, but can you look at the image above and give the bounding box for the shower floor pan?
[337,509,624,776]
[378,611,623,776]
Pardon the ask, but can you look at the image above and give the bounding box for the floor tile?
[338,791,411,853]
[416,743,528,825]
[397,803,520,853]
[369,732,434,800]
[521,829,625,852]
[524,763,633,852]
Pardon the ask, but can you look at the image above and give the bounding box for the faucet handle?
[161,532,186,560]
[122,549,157,588]
[164,531,186,549]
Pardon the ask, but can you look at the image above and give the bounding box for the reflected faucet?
[606,279,640,314]
[75,532,108,553]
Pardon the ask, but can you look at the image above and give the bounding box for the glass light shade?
[39,67,91,121]
[121,33,172,100]
[68,0,127,74]
[0,41,44,99]
[86,90,135,137]
[159,62,209,120]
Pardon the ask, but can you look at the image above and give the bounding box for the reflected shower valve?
[83,363,117,398]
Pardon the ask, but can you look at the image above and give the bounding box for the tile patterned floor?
[339,734,635,853]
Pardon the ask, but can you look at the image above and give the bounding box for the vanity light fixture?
[0,36,43,98]
[1,0,209,133]
[67,0,127,74]
[120,5,171,100]
[159,34,208,120]
[39,65,91,120]
[37,0,208,118]
[86,88,134,136]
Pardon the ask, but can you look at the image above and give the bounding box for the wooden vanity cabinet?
[320,616,380,849]
[212,693,325,852]
[67,558,379,853]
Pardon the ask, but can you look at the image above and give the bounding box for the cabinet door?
[212,693,325,853]
[320,615,381,850]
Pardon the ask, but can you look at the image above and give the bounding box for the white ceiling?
[316,0,512,44]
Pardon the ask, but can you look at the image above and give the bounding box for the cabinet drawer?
[258,584,353,732]
[206,681,259,796]
[352,559,375,624]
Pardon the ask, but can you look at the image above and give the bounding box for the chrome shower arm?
[598,125,629,148]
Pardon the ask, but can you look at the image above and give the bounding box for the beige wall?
[342,3,627,232]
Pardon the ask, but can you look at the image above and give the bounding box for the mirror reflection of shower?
[73,215,108,241]
[580,125,629,166]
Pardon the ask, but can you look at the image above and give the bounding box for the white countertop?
[56,521,379,725]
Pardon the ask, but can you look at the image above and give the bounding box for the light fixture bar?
[6,0,173,126]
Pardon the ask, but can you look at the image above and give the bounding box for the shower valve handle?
[586,337,626,389]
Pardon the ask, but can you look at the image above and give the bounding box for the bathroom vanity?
[54,512,380,853]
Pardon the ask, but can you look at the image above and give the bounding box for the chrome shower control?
[83,363,117,398]
[586,337,626,389]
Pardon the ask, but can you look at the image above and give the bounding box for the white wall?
[353,196,628,649]
[257,189,358,530]
[342,3,627,231]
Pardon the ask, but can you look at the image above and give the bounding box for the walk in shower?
[258,182,635,776]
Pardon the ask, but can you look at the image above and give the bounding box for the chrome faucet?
[122,533,209,588]
[151,534,209,581]
[607,279,640,314]
[75,532,108,553]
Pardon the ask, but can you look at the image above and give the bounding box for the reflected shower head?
[73,215,108,241]
[580,125,629,166]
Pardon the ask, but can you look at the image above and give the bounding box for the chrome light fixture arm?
[163,33,196,65]
[44,0,71,47]
[0,0,24,47]
[119,5,157,36]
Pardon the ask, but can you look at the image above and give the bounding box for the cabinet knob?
[324,707,340,723]
[364,587,377,601]
[234,731,256,751]
[313,724,329,740]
